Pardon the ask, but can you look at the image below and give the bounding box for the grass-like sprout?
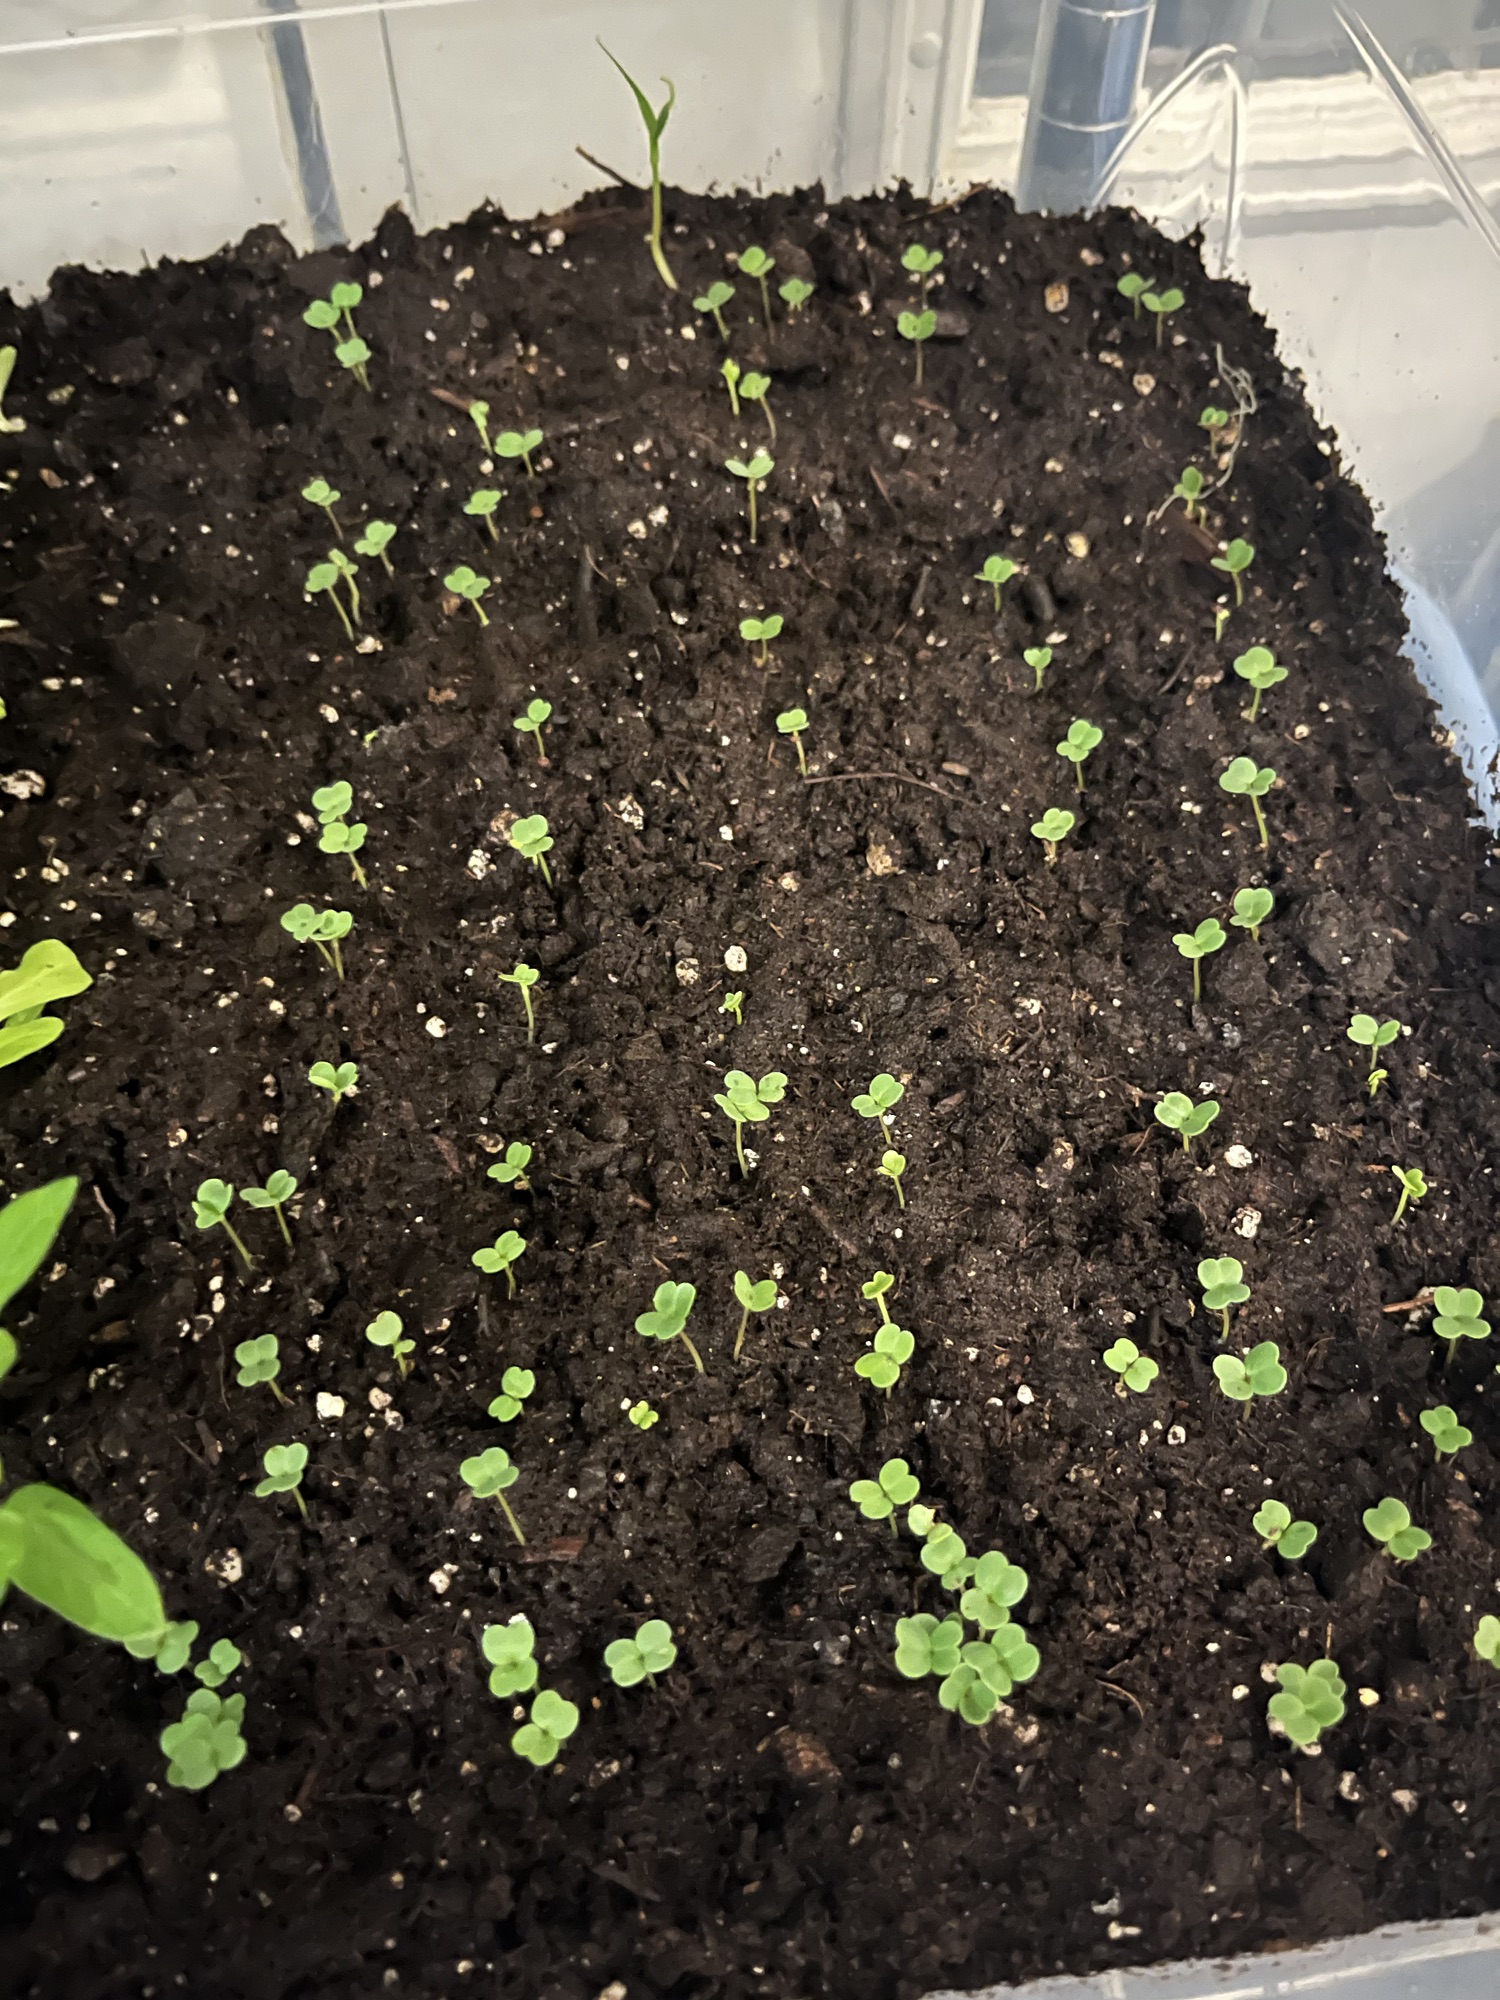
[1478,1616,1500,1667]
[855,1321,914,1395]
[897,307,936,384]
[1212,537,1255,606]
[1233,645,1286,721]
[461,1446,525,1545]
[481,1615,537,1697]
[1390,1165,1427,1226]
[489,1365,536,1423]
[1362,1496,1431,1562]
[306,560,355,641]
[473,1229,527,1298]
[280,903,352,979]
[508,815,554,888]
[628,1400,659,1429]
[1154,1091,1219,1153]
[712,1068,787,1176]
[1269,1660,1345,1746]
[1103,1337,1158,1391]
[496,428,543,478]
[1117,271,1150,317]
[512,1688,578,1766]
[634,1280,704,1373]
[1025,645,1051,692]
[901,243,943,303]
[1420,1404,1472,1460]
[726,451,774,543]
[1219,756,1275,850]
[740,613,783,665]
[604,1619,677,1688]
[599,42,677,290]
[160,1690,248,1791]
[302,478,343,538]
[1432,1285,1489,1366]
[1347,1012,1402,1097]
[779,277,813,314]
[1142,284,1184,347]
[1198,1254,1250,1339]
[732,1270,777,1361]
[1213,1340,1286,1403]
[465,488,502,542]
[256,1441,309,1519]
[445,565,491,626]
[720,991,744,1027]
[309,1058,359,1106]
[1173,466,1205,522]
[878,1149,908,1208]
[234,1333,287,1404]
[354,519,396,574]
[487,1142,533,1191]
[694,280,734,338]
[739,369,775,442]
[849,1457,920,1532]
[721,356,741,417]
[193,1178,253,1270]
[365,1309,415,1379]
[242,1169,297,1247]
[499,961,540,1042]
[852,1071,903,1136]
[974,554,1018,612]
[1056,718,1102,791]
[776,707,809,776]
[1174,916,1226,1002]
[327,547,362,627]
[1253,1500,1317,1559]
[738,245,775,332]
[1230,887,1273,940]
[1214,606,1231,643]
[513,699,551,765]
[1031,807,1076,865]
[468,399,491,454]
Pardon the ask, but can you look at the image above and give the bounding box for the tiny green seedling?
[1268,1660,1345,1746]
[628,1400,659,1430]
[878,1149,908,1208]
[776,707,809,775]
[445,565,491,626]
[1230,886,1274,940]
[712,1068,787,1177]
[1390,1166,1427,1227]
[1198,1255,1250,1338]
[234,1334,288,1405]
[604,1619,677,1688]
[1432,1285,1489,1365]
[1363,1496,1431,1561]
[508,815,554,888]
[161,1690,248,1791]
[694,280,735,338]
[1253,1500,1317,1559]
[194,1638,242,1690]
[1174,917,1227,1002]
[849,1457,921,1530]
[309,1059,359,1106]
[738,369,775,442]
[1420,1404,1472,1460]
[1031,807,1076,864]
[468,400,492,454]
[974,555,1018,613]
[732,1270,777,1361]
[512,1687,578,1767]
[779,277,813,314]
[464,488,502,542]
[920,1523,972,1588]
[897,307,937,384]
[328,549,361,626]
[1103,1338,1158,1392]
[959,1551,1029,1633]
[939,1629,1041,1723]
[1200,405,1231,442]
[336,335,371,391]
[315,789,368,888]
[852,1071,903,1134]
[488,1366,536,1423]
[740,612,783,666]
[0,344,26,432]
[487,1142,533,1191]
[473,1229,527,1298]
[1173,466,1205,522]
[599,42,677,290]
[302,477,343,539]
[720,991,744,1028]
[1475,1616,1500,1667]
[1142,284,1184,347]
[1117,271,1150,317]
[499,961,541,1042]
[481,1616,537,1697]
[738,245,775,331]
[513,699,551,765]
[1213,1341,1287,1403]
[193,1179,253,1271]
[496,427,543,477]
[460,1446,525,1544]
[354,519,396,574]
[902,243,943,302]
[1024,645,1052,692]
[1154,1091,1220,1153]
[1219,756,1275,850]
[721,356,742,417]
[1233,646,1286,722]
[365,1310,414,1380]
[1212,537,1255,606]
[255,1442,309,1520]
[312,778,352,823]
[242,1170,297,1247]
[1056,718,1102,792]
[1214,606,1231,643]
[128,1619,199,1676]
[855,1321,915,1396]
[863,1270,896,1322]
[894,1612,964,1680]
[306,560,355,641]
[1347,1013,1402,1098]
[635,1280,704,1373]
[726,452,774,542]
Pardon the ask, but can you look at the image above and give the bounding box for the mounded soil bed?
[2,184,1500,2000]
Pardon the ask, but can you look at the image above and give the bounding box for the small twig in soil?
[801,769,969,806]
[170,1433,210,1472]
[924,181,985,217]
[575,145,643,193]
[1383,1288,1436,1314]
[1097,1679,1146,1721]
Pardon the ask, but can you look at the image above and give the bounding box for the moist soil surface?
[2,184,1500,2000]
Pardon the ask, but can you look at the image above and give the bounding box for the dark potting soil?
[2,181,1499,2000]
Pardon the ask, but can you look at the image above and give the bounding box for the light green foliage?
[737,244,775,330]
[327,547,362,628]
[1024,645,1052,692]
[195,1638,242,1690]
[464,487,502,541]
[0,1480,165,1649]
[234,1334,288,1404]
[1475,1615,1500,1666]
[959,1551,1029,1633]
[161,1689,248,1790]
[1117,271,1150,316]
[776,706,809,776]
[849,1457,920,1525]
[496,427,544,476]
[693,280,734,338]
[732,1270,777,1361]
[488,1142,533,1191]
[508,814,554,888]
[1031,807,1076,862]
[512,1687,579,1767]
[1390,1166,1427,1226]
[1213,1341,1286,1403]
[473,1228,527,1297]
[1432,1285,1490,1363]
[488,1366,536,1423]
[634,1280,704,1373]
[513,698,551,764]
[1253,1500,1317,1559]
[481,1616,537,1698]
[738,369,774,441]
[1233,646,1286,722]
[317,818,367,889]
[740,611,783,665]
[301,477,343,537]
[1142,284,1184,346]
[460,1446,525,1545]
[1219,756,1275,849]
[0,343,26,432]
[855,1321,914,1395]
[862,1270,896,1320]
[1363,1496,1431,1561]
[1173,466,1205,521]
[1056,718,1102,791]
[1198,1255,1250,1337]
[1230,886,1273,940]
[897,307,937,382]
[354,518,396,573]
[920,1521,972,1586]
[1154,1091,1219,1152]
[1200,405,1231,438]
[500,961,541,1042]
[720,991,744,1027]
[1174,917,1227,1002]
[242,1170,297,1247]
[305,559,354,640]
[779,277,813,313]
[309,1059,359,1105]
[894,1612,965,1679]
[1347,1012,1402,1098]
[939,1629,1041,1722]
[365,1310,414,1380]
[852,1071,903,1130]
[599,42,677,289]
[725,451,774,542]
[605,1618,677,1688]
[0,938,92,1070]
[126,1619,199,1675]
[901,243,943,301]
[628,1400,659,1430]
[974,554,1018,612]
[193,1178,254,1271]
[255,1442,309,1519]
[1269,1660,1345,1746]
[0,1179,76,1365]
[1103,1338,1158,1392]
[1212,537,1256,605]
[721,356,742,416]
[1420,1404,1472,1460]
[468,400,492,453]
[713,1068,787,1177]
[335,335,371,390]
[878,1148,908,1208]
[445,564,491,626]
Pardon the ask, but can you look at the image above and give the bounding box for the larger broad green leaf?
[0,1176,76,1317]
[0,1484,164,1645]
[0,1017,65,1070]
[0,939,92,1024]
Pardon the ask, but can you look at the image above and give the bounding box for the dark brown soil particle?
[2,183,1499,2000]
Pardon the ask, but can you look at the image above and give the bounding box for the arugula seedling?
[974,555,1018,613]
[897,307,937,384]
[193,1179,253,1271]
[635,1279,704,1373]
[1420,1404,1471,1460]
[444,564,492,626]
[852,1071,904,1134]
[1213,1341,1286,1403]
[693,280,735,338]
[863,1271,896,1322]
[1024,645,1052,692]
[328,548,362,629]
[604,1618,677,1687]
[726,451,774,542]
[306,561,354,641]
[1030,807,1076,864]
[1117,271,1150,317]
[365,1310,414,1379]
[1432,1285,1490,1365]
[901,243,943,303]
[1362,1495,1431,1561]
[256,1442,309,1520]
[1174,917,1227,1001]
[920,1523,972,1588]
[302,478,343,539]
[473,1229,527,1297]
[1390,1166,1427,1227]
[489,1366,536,1422]
[508,814,554,888]
[0,938,92,1070]
[721,356,742,417]
[1268,1660,1345,1746]
[894,1612,964,1680]
[313,774,352,817]
[776,707,809,776]
[194,1638,242,1690]
[740,612,783,666]
[241,1170,296,1247]
[1198,1255,1250,1338]
[460,1446,525,1544]
[628,1400,659,1429]
[599,43,677,289]
[0,344,26,432]
[1347,1013,1402,1097]
[1173,466,1205,522]
[1211,537,1255,605]
[496,428,543,477]
[1253,1500,1317,1559]
[733,1270,777,1361]
[712,1068,787,1177]
[1219,756,1275,850]
[234,1333,288,1404]
[161,1690,248,1791]
[468,400,492,454]
[127,1618,199,1675]
[354,519,396,574]
[960,1550,1029,1632]
[315,797,368,888]
[720,991,744,1027]
[878,1149,908,1208]
[512,1687,578,1766]
[1233,645,1286,721]
[513,699,551,765]
[499,961,541,1042]
[1142,284,1184,347]
[309,1059,359,1106]
[1200,404,1231,440]
[1230,886,1273,940]
[940,1629,1041,1722]
[849,1457,921,1530]
[481,1616,537,1697]
[464,488,502,541]
[779,276,813,314]
[855,1321,915,1395]
[1154,1091,1219,1153]
[1057,717,1102,791]
[336,335,371,391]
[487,1142,533,1191]
[1103,1337,1158,1392]
[738,245,776,331]
[739,369,775,442]
[1475,1615,1500,1667]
